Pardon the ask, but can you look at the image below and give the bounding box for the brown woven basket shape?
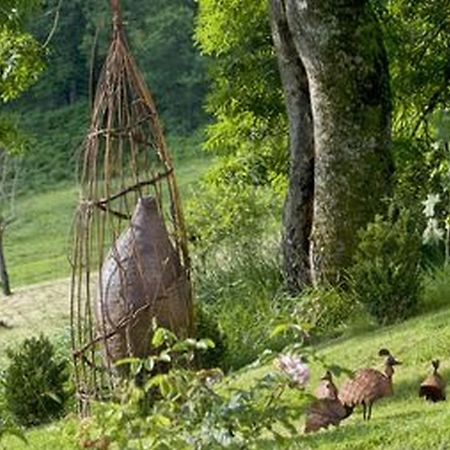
[70,1,193,415]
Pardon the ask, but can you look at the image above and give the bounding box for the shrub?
[195,304,228,370]
[295,285,363,337]
[348,209,422,324]
[186,180,281,256]
[72,334,315,449]
[420,264,450,313]
[3,334,69,426]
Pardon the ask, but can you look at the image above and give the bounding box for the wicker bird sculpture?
[314,370,339,400]
[339,349,401,421]
[419,360,446,402]
[304,371,353,433]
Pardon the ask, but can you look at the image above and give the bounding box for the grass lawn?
[3,155,211,287]
[231,307,450,449]
[0,278,69,358]
[2,299,450,448]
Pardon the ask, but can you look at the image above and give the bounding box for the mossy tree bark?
[270,0,393,286]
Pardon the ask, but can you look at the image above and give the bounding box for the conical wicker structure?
[70,0,193,415]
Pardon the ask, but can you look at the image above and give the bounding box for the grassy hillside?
[0,279,69,357]
[301,311,450,449]
[231,308,450,449]
[3,154,210,287]
[2,295,450,448]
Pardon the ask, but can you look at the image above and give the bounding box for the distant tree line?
[1,0,209,192]
[13,0,209,135]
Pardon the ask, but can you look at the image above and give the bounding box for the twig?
[95,202,130,220]
[43,0,63,48]
[96,169,173,206]
[73,291,169,359]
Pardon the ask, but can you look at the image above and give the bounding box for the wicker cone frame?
[70,2,193,415]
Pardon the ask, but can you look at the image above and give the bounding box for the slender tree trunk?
[0,226,11,296]
[269,0,314,291]
[271,0,393,286]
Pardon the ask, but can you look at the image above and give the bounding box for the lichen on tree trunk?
[271,0,393,287]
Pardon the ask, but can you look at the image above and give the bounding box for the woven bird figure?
[419,360,446,402]
[339,349,401,421]
[304,371,353,433]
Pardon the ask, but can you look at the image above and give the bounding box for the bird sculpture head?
[321,370,333,381]
[378,348,402,366]
[432,359,440,372]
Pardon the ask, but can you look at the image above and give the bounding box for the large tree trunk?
[271,0,393,286]
[269,0,315,291]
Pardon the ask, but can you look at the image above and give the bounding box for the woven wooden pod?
[98,196,191,365]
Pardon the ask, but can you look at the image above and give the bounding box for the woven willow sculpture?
[70,0,193,415]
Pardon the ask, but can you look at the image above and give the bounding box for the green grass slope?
[0,279,69,357]
[231,307,450,449]
[297,309,450,449]
[4,304,450,449]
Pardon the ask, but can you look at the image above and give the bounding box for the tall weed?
[420,264,450,313]
[194,240,292,370]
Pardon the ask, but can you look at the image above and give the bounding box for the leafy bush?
[348,210,422,324]
[420,264,450,313]
[73,332,316,450]
[295,285,364,337]
[195,304,228,370]
[186,179,281,255]
[0,27,44,102]
[3,334,69,426]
